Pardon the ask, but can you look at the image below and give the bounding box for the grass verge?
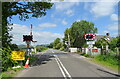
[1,67,24,79]
[89,55,119,72]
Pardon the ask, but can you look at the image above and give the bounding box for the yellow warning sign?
[11,51,25,60]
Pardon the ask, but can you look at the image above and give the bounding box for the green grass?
[1,67,24,79]
[90,55,119,72]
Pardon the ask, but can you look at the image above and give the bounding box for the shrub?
[59,47,64,51]
[84,54,89,57]
[1,47,19,71]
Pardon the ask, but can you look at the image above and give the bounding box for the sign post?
[85,33,96,56]
[23,24,37,56]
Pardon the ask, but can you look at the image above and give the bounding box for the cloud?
[62,20,68,25]
[65,9,74,16]
[107,22,118,31]
[9,24,63,45]
[111,14,118,21]
[55,2,79,11]
[54,2,78,16]
[104,22,119,37]
[51,0,119,2]
[90,0,118,18]
[103,30,110,33]
[38,23,57,28]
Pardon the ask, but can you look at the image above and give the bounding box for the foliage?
[59,46,64,51]
[94,37,109,48]
[53,38,62,49]
[84,54,90,57]
[9,44,18,51]
[116,36,120,48]
[48,42,54,48]
[109,37,118,51]
[95,54,119,66]
[82,44,88,48]
[1,47,19,71]
[63,20,97,48]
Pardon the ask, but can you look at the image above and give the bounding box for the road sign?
[87,41,95,45]
[84,33,95,40]
[23,35,33,41]
[92,49,98,52]
[11,51,25,60]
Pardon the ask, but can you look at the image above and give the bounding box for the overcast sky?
[9,0,119,45]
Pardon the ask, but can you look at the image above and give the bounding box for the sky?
[8,0,119,45]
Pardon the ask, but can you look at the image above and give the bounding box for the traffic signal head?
[84,33,95,40]
[23,35,33,41]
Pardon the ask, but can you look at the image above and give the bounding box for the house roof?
[95,35,113,41]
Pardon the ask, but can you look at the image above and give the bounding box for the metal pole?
[68,33,70,52]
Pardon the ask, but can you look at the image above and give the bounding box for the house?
[95,33,113,42]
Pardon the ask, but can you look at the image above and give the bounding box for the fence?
[82,48,101,56]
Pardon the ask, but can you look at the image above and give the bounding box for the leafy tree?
[116,36,120,49]
[94,38,107,48]
[2,2,53,48]
[48,42,54,48]
[63,20,97,48]
[109,37,118,51]
[10,43,18,51]
[53,38,62,49]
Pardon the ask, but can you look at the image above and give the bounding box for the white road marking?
[52,50,72,79]
[55,56,67,79]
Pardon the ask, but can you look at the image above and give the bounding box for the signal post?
[23,24,37,56]
[84,33,96,56]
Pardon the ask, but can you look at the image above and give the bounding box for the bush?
[1,47,19,71]
[81,53,85,56]
[84,54,89,57]
[59,47,64,51]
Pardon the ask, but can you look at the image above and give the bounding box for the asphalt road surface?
[15,49,119,79]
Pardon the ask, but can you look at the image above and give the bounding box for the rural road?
[15,49,119,79]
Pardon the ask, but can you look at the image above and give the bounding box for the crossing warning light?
[84,33,95,40]
[23,35,33,41]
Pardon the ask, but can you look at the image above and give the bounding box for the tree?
[2,2,53,48]
[48,42,54,48]
[53,38,62,49]
[116,36,120,49]
[109,37,118,51]
[63,20,97,48]
[10,43,18,51]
